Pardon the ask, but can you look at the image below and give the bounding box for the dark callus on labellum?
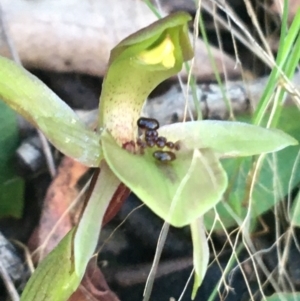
[145,129,158,140]
[153,150,176,162]
[137,117,177,162]
[137,117,159,130]
[155,136,167,148]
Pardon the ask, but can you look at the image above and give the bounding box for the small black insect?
[155,136,167,148]
[137,117,159,130]
[153,150,176,162]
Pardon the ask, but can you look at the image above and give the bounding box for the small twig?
[112,257,193,287]
[37,130,56,177]
[11,240,35,274]
[0,260,20,301]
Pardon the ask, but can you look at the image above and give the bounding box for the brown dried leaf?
[28,157,88,262]
[68,258,120,301]
[102,183,130,226]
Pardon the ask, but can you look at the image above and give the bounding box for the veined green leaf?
[0,56,102,167]
[21,228,79,301]
[102,130,227,227]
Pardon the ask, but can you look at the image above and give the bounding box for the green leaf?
[0,178,24,218]
[190,218,209,299]
[0,100,24,218]
[98,12,193,145]
[102,130,227,227]
[21,228,79,301]
[158,120,298,157]
[0,56,102,167]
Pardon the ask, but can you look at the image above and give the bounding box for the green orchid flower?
[0,12,297,301]
[98,12,193,145]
